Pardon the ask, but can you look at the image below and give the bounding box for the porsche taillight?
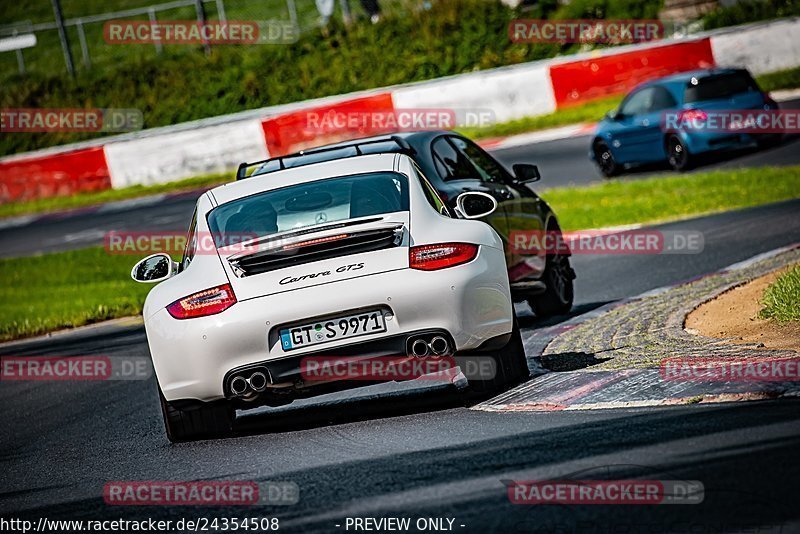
[167,283,237,319]
[409,243,478,271]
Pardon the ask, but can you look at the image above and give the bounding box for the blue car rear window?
[684,72,759,103]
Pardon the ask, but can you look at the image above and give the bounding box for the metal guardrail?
[0,0,226,33]
[0,0,306,74]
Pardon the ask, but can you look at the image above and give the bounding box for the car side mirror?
[606,110,623,121]
[131,253,176,283]
[455,191,498,219]
[513,163,541,184]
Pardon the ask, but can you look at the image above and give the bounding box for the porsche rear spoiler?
[224,219,405,277]
[234,135,416,180]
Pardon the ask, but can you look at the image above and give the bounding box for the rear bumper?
[146,247,512,403]
[680,131,760,154]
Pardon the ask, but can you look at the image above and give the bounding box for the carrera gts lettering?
[279,263,365,285]
[279,270,330,285]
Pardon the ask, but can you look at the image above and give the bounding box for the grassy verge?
[2,165,799,342]
[0,248,151,341]
[759,264,800,323]
[542,165,800,231]
[0,172,229,219]
[758,65,800,93]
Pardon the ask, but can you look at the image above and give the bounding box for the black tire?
[666,134,693,171]
[593,140,621,178]
[468,315,529,395]
[159,391,235,443]
[528,252,574,318]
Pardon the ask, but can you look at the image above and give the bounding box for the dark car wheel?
[468,315,529,395]
[159,390,235,443]
[593,140,621,178]
[528,252,574,318]
[666,134,693,171]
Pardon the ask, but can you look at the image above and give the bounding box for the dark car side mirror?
[513,164,541,184]
[605,110,623,121]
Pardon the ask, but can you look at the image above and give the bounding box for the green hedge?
[703,0,800,30]
[1,0,573,156]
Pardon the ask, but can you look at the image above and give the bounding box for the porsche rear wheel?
[468,315,529,395]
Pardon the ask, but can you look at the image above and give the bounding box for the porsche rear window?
[207,172,409,243]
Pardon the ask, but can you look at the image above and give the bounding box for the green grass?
[758,65,800,93]
[0,172,229,219]
[2,0,572,156]
[759,264,800,323]
[2,164,799,341]
[0,0,348,77]
[0,247,151,341]
[541,165,800,231]
[703,0,800,31]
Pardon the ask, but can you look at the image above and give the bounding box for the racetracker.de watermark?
[0,356,152,381]
[104,20,298,45]
[506,480,704,505]
[660,357,800,382]
[509,229,704,255]
[663,110,798,134]
[509,19,663,44]
[303,108,496,133]
[1,108,143,133]
[301,356,496,382]
[104,481,298,506]
[105,231,261,255]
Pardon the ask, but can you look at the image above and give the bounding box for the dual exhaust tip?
[231,335,451,395]
[230,371,268,396]
[410,336,450,358]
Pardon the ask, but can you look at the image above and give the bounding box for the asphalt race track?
[2,200,800,532]
[2,100,800,259]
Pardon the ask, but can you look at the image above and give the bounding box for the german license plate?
[279,310,387,351]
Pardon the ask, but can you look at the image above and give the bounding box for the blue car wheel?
[666,134,693,172]
[593,140,621,178]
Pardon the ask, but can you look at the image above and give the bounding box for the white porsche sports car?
[132,152,528,442]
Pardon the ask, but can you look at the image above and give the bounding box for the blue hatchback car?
[590,68,781,177]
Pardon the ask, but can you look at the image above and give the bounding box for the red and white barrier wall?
[104,118,269,189]
[2,18,799,202]
[548,39,714,107]
[261,93,396,157]
[391,60,556,123]
[0,147,111,203]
